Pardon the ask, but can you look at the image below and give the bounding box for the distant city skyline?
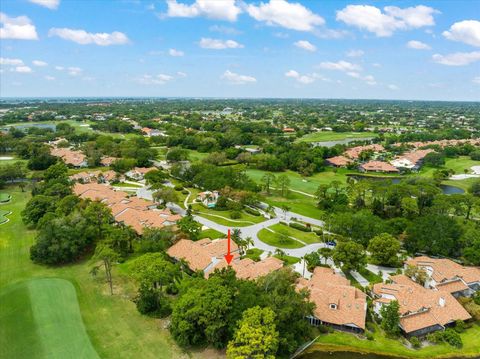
[1,0,479,101]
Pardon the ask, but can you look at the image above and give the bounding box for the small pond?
[311,137,375,148]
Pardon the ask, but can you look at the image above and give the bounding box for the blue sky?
[0,0,479,100]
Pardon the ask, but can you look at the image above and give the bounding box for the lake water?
[311,137,375,148]
[9,123,56,131]
[347,175,465,195]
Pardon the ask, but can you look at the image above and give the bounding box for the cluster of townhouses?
[326,138,480,173]
[72,180,181,234]
[166,239,479,337]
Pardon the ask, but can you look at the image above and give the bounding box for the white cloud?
[0,12,38,40]
[176,71,187,78]
[55,66,64,71]
[209,25,241,35]
[246,0,324,32]
[222,70,256,85]
[285,69,326,84]
[199,37,243,49]
[168,48,184,56]
[363,75,376,85]
[443,20,480,47]
[294,40,316,52]
[388,84,399,90]
[166,0,241,21]
[0,57,24,66]
[44,75,55,80]
[28,0,60,10]
[318,60,361,72]
[48,28,129,46]
[473,76,480,84]
[432,51,480,66]
[32,60,48,66]
[12,66,32,73]
[67,67,82,76]
[406,40,431,50]
[336,5,438,37]
[136,73,174,85]
[346,49,364,57]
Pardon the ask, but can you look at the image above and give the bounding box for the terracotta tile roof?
[50,147,86,166]
[326,156,352,167]
[167,238,240,272]
[100,157,118,166]
[73,182,181,234]
[210,256,283,280]
[436,280,469,294]
[407,256,480,285]
[344,144,384,160]
[297,267,367,329]
[372,275,471,334]
[360,160,400,173]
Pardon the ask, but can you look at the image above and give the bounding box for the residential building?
[360,160,400,173]
[141,127,165,137]
[390,149,435,170]
[344,144,384,160]
[297,267,367,333]
[197,190,219,208]
[406,256,480,296]
[326,155,353,167]
[100,156,118,166]
[50,147,87,167]
[372,274,471,337]
[125,167,156,181]
[211,256,283,280]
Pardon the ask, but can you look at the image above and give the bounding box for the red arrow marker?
[224,228,234,265]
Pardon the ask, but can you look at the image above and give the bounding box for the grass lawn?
[200,228,225,239]
[0,278,100,359]
[296,131,378,143]
[0,193,11,202]
[269,223,321,245]
[192,203,266,227]
[359,267,383,284]
[257,228,304,249]
[0,157,28,166]
[0,209,11,224]
[186,149,209,162]
[309,322,480,358]
[0,186,210,359]
[274,254,301,266]
[113,182,144,188]
[244,248,264,262]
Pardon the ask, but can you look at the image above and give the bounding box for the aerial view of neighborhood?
[1,1,480,359]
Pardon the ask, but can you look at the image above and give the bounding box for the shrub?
[135,288,172,318]
[174,185,184,191]
[454,320,465,333]
[289,222,311,232]
[181,189,189,195]
[427,329,462,348]
[410,336,421,348]
[244,207,261,216]
[317,325,330,333]
[230,211,241,219]
[365,332,374,341]
[314,229,323,236]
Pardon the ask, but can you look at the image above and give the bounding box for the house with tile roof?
[344,144,384,160]
[210,256,284,280]
[167,238,240,274]
[296,267,367,333]
[73,182,181,234]
[326,155,353,168]
[390,149,435,170]
[125,167,157,181]
[406,256,480,296]
[50,147,87,167]
[359,160,400,173]
[372,274,471,337]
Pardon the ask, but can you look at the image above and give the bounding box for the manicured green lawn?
[0,209,11,224]
[274,254,301,266]
[309,322,480,358]
[192,203,266,227]
[269,223,321,244]
[359,267,383,284]
[0,187,201,359]
[113,182,144,188]
[200,228,225,239]
[0,192,11,202]
[257,228,304,249]
[186,149,209,162]
[0,278,100,359]
[244,248,264,262]
[296,131,378,143]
